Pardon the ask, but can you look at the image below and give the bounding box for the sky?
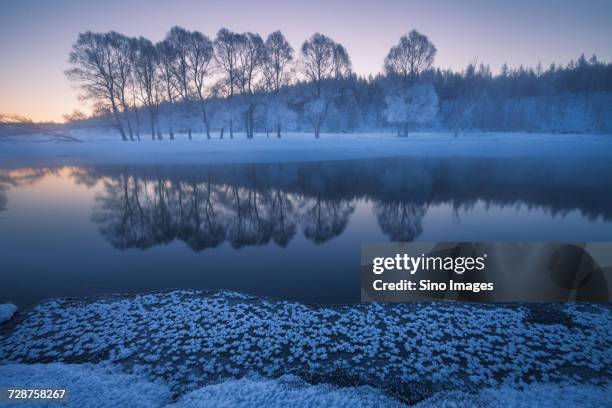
[1,0,611,122]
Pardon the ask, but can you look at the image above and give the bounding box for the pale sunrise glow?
[1,0,611,122]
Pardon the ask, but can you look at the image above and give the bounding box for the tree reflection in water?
[374,202,425,242]
[4,156,612,249]
[0,167,60,213]
[91,166,358,250]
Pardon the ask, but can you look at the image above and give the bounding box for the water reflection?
[68,156,612,249]
[3,157,612,248]
[90,170,355,249]
[0,168,56,212]
[2,157,612,306]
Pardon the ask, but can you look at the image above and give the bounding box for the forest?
[63,27,612,140]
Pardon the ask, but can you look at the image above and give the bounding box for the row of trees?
[67,27,357,140]
[67,27,612,139]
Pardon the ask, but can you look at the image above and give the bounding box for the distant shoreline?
[1,131,611,168]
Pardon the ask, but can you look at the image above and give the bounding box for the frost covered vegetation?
[1,364,610,408]
[0,291,610,406]
[0,303,17,323]
[60,27,612,142]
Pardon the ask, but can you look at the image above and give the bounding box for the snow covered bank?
[1,131,611,167]
[0,363,169,408]
[1,291,610,405]
[0,363,609,407]
[0,303,17,323]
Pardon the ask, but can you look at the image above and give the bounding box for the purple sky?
[1,0,611,122]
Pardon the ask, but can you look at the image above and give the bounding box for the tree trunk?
[150,111,156,140]
[202,106,211,139]
[230,120,233,139]
[134,105,141,141]
[277,123,281,138]
[110,102,127,141]
[249,105,255,138]
[122,103,134,141]
[155,112,162,140]
[245,111,250,138]
[220,127,224,139]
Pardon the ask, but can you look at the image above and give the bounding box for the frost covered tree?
[263,31,294,137]
[129,37,163,140]
[214,29,244,138]
[300,33,352,137]
[107,32,136,141]
[262,99,297,137]
[164,26,194,139]
[384,30,437,85]
[236,32,266,138]
[66,32,135,141]
[156,39,178,139]
[384,83,439,136]
[186,31,215,139]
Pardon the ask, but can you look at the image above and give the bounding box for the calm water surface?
[1,156,612,307]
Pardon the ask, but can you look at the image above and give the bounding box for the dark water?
[1,156,612,307]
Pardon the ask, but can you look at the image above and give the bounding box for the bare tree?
[107,32,136,140]
[263,31,294,137]
[300,33,351,137]
[165,26,193,139]
[66,32,129,140]
[130,37,162,140]
[187,31,215,139]
[214,28,244,139]
[156,40,177,140]
[384,30,437,85]
[236,32,265,138]
[0,114,81,142]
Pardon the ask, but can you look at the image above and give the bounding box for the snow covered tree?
[155,39,178,139]
[236,32,266,138]
[384,30,437,85]
[164,26,194,139]
[300,33,352,137]
[263,31,294,137]
[262,98,297,137]
[384,83,439,136]
[214,28,244,138]
[129,37,163,140]
[186,31,215,138]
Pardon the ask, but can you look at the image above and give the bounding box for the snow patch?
[0,363,609,408]
[1,291,610,402]
[0,363,170,408]
[0,303,17,323]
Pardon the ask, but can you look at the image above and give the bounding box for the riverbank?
[1,130,611,168]
[1,290,610,406]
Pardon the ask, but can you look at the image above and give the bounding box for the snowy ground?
[1,363,610,408]
[1,290,610,406]
[0,304,17,323]
[1,129,612,167]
